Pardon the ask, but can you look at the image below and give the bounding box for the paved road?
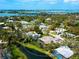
[0,48,3,59]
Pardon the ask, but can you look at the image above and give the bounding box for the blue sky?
[0,0,79,10]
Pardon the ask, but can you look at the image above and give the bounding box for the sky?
[0,0,79,10]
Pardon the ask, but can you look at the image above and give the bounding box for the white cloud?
[64,0,79,3]
[0,0,6,2]
[16,0,57,4]
[16,0,40,2]
[43,0,57,4]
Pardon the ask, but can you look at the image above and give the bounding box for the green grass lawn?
[19,42,50,56]
[11,45,28,59]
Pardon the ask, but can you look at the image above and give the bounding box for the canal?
[16,43,52,59]
[0,13,39,17]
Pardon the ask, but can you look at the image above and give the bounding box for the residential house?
[2,26,10,29]
[20,21,35,31]
[2,26,12,32]
[38,36,63,48]
[53,35,64,43]
[45,18,52,24]
[7,17,15,22]
[20,21,29,25]
[7,19,14,22]
[51,46,74,59]
[26,31,41,40]
[46,18,51,21]
[0,22,8,29]
[39,23,48,35]
[0,22,4,25]
[20,21,30,29]
[60,23,65,28]
[49,30,57,37]
[39,23,47,30]
[0,40,7,44]
[55,28,67,35]
[74,35,79,38]
[0,22,5,29]
[64,32,76,38]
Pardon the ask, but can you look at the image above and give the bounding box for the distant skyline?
[0,0,79,10]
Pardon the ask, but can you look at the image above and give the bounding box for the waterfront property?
[0,11,79,59]
[38,36,63,48]
[51,46,74,59]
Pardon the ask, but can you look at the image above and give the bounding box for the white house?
[32,33,41,40]
[0,22,4,25]
[39,23,48,35]
[39,36,63,47]
[74,35,79,38]
[39,23,47,30]
[20,21,29,25]
[20,21,30,29]
[7,19,14,22]
[51,46,74,59]
[0,40,7,44]
[53,35,64,43]
[7,17,14,22]
[2,26,10,29]
[49,30,57,36]
[46,18,51,21]
[55,28,67,35]
[64,32,76,38]
[26,31,41,40]
[39,36,54,44]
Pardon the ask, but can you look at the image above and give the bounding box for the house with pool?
[50,46,74,59]
[38,36,63,48]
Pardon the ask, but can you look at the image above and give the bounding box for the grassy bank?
[11,45,28,59]
[18,42,50,56]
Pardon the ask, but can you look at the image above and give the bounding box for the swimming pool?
[52,50,63,59]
